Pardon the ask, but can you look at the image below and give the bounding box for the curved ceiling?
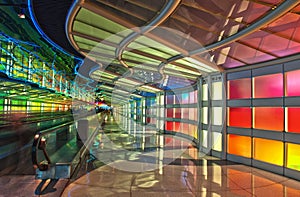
[31,0,300,104]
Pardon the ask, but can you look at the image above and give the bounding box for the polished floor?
[62,119,300,197]
[62,154,300,197]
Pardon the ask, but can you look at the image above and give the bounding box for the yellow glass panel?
[202,84,208,101]
[202,107,208,124]
[254,138,283,166]
[202,130,208,148]
[287,143,300,171]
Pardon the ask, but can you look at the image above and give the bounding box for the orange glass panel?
[181,123,189,135]
[254,138,283,166]
[287,107,300,133]
[228,107,251,128]
[227,134,251,158]
[286,70,300,96]
[228,78,251,99]
[253,107,284,131]
[174,122,181,132]
[253,73,283,98]
[182,108,189,119]
[189,124,198,139]
[287,143,300,171]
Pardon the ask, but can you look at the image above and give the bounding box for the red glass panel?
[286,70,300,96]
[166,108,174,118]
[287,108,300,133]
[166,121,173,131]
[228,78,251,99]
[253,107,284,131]
[228,107,251,128]
[175,108,181,118]
[253,73,283,98]
[182,123,189,135]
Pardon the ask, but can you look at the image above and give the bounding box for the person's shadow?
[35,179,58,195]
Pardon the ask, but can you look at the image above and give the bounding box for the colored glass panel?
[286,70,300,96]
[287,108,300,133]
[174,122,181,132]
[181,93,189,104]
[253,73,283,98]
[287,143,300,171]
[189,91,195,103]
[175,108,181,119]
[166,95,174,104]
[182,108,189,119]
[166,121,173,131]
[228,107,251,128]
[181,123,189,135]
[166,108,173,118]
[253,107,284,131]
[189,124,198,139]
[227,78,251,99]
[254,138,283,166]
[227,134,251,158]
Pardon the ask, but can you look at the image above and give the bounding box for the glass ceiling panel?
[175,58,216,73]
[76,7,128,34]
[163,70,198,80]
[73,21,124,43]
[122,51,161,65]
[165,64,200,76]
[132,35,180,56]
[230,1,271,24]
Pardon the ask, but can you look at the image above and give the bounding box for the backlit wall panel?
[227,134,251,158]
[285,70,300,96]
[253,107,284,131]
[253,73,283,98]
[228,107,251,128]
[286,107,300,133]
[286,143,300,171]
[254,138,283,166]
[227,78,251,99]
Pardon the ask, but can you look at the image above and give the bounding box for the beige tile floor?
[62,155,300,197]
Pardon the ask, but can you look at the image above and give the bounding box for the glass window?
[212,107,223,126]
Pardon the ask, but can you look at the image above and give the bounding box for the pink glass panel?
[254,107,284,131]
[182,108,189,119]
[174,122,181,132]
[228,78,251,99]
[253,73,283,98]
[189,91,195,103]
[166,95,174,104]
[286,70,300,96]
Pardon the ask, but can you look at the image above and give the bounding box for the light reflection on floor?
[62,119,300,197]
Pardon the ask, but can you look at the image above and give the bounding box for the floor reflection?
[62,119,300,197]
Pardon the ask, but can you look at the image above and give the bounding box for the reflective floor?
[62,119,300,197]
